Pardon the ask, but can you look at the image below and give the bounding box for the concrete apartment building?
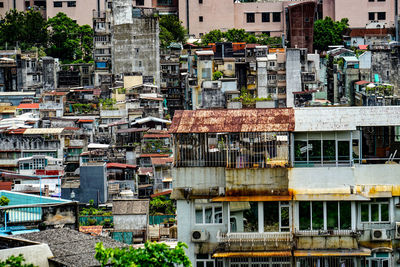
[170,106,400,267]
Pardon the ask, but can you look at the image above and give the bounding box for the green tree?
[201,29,224,45]
[0,254,37,267]
[224,28,248,42]
[149,195,176,215]
[0,196,9,206]
[95,241,191,267]
[159,15,186,47]
[0,10,47,50]
[257,34,282,47]
[213,71,223,80]
[47,12,93,62]
[314,17,349,52]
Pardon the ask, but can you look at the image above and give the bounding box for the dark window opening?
[0,2,4,8]
[368,12,375,20]
[262,12,270,22]
[54,1,62,7]
[199,16,203,22]
[67,1,76,7]
[272,12,281,22]
[246,13,255,23]
[377,12,386,20]
[136,0,144,6]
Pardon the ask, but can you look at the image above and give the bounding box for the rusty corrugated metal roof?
[169,108,294,133]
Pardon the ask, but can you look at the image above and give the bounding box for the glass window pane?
[299,202,311,230]
[308,140,321,163]
[312,202,324,230]
[371,204,379,222]
[323,140,336,163]
[381,204,389,221]
[338,141,350,162]
[281,206,290,227]
[214,206,222,224]
[340,202,352,230]
[195,205,203,224]
[264,202,279,232]
[294,141,307,162]
[204,205,213,224]
[196,254,209,259]
[327,202,339,230]
[361,204,369,222]
[196,262,204,267]
[206,262,213,267]
[231,202,258,232]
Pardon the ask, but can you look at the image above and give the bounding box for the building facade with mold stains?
[170,106,400,267]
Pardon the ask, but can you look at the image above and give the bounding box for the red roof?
[0,182,12,191]
[64,127,80,131]
[349,28,393,37]
[358,45,368,50]
[355,80,371,85]
[17,103,39,109]
[143,134,171,138]
[151,157,173,165]
[7,128,26,134]
[151,189,172,198]
[107,162,137,169]
[79,226,103,236]
[138,167,153,175]
[140,153,170,158]
[78,119,94,123]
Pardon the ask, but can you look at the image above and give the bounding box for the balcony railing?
[294,229,357,237]
[217,231,292,243]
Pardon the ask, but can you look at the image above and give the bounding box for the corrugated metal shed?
[169,109,294,133]
[23,128,64,135]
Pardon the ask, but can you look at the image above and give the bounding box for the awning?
[213,251,291,258]
[212,195,292,202]
[294,248,371,257]
[294,194,370,201]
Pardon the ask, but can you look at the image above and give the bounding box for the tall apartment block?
[170,106,400,267]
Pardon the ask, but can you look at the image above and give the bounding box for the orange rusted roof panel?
[212,195,292,202]
[169,108,294,133]
[213,251,291,258]
[294,248,371,257]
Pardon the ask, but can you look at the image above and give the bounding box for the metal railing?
[217,231,292,243]
[294,229,356,237]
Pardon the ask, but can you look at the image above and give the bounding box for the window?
[360,198,389,223]
[368,12,375,20]
[0,2,4,8]
[363,253,390,267]
[82,67,89,74]
[272,12,281,22]
[377,12,386,20]
[299,201,352,231]
[195,200,223,225]
[67,1,76,7]
[246,13,255,23]
[199,0,203,3]
[199,16,203,22]
[54,1,62,7]
[201,68,211,79]
[268,74,276,80]
[377,0,386,1]
[269,61,276,67]
[368,0,374,1]
[136,0,144,5]
[196,254,222,267]
[230,202,290,233]
[262,12,270,22]
[157,0,172,5]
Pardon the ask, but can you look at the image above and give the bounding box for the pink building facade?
[323,0,399,29]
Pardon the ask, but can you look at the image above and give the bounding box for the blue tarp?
[375,74,380,83]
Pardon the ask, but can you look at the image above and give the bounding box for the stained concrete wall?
[257,58,268,98]
[286,49,302,107]
[294,106,400,132]
[0,243,53,267]
[112,0,160,87]
[42,57,56,91]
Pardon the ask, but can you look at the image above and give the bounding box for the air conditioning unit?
[395,222,400,239]
[191,230,209,242]
[371,229,389,241]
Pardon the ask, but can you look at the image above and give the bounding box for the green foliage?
[201,29,224,45]
[314,17,349,52]
[99,98,117,110]
[366,84,394,96]
[212,71,223,80]
[232,88,272,107]
[0,196,10,206]
[0,9,48,50]
[150,195,176,216]
[95,241,191,267]
[0,254,37,267]
[159,15,187,47]
[47,12,93,62]
[200,29,282,47]
[79,201,112,216]
[72,103,95,113]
